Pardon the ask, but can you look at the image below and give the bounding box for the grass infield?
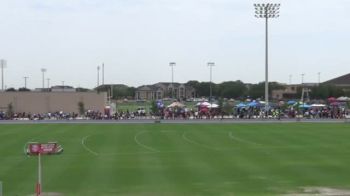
[0,123,350,195]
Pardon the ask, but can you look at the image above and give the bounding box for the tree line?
[4,81,350,100]
[186,80,349,100]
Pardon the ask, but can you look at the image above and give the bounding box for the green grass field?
[1,123,350,195]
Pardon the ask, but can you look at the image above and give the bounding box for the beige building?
[0,92,107,113]
[272,85,299,100]
[135,82,196,100]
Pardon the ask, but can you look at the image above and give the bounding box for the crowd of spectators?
[234,106,349,119]
[0,104,349,121]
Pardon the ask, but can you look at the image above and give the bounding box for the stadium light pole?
[102,63,104,85]
[207,62,215,104]
[169,62,176,99]
[97,66,100,87]
[1,59,7,91]
[254,3,280,115]
[41,68,47,89]
[24,76,29,89]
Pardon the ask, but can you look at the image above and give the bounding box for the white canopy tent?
[310,104,326,107]
[337,96,350,102]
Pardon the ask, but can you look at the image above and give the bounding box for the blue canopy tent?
[247,101,260,107]
[287,100,296,105]
[236,103,247,108]
[299,104,311,109]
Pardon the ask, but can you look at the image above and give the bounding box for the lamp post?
[24,76,29,89]
[254,3,280,115]
[169,62,176,99]
[41,68,47,89]
[207,62,215,103]
[318,72,321,84]
[1,59,7,91]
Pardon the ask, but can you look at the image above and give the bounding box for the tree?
[78,101,85,116]
[247,83,265,99]
[196,82,212,97]
[150,100,161,116]
[310,84,345,99]
[186,80,200,89]
[247,82,285,99]
[185,80,200,97]
[18,87,30,91]
[126,87,136,98]
[5,88,16,92]
[218,81,247,98]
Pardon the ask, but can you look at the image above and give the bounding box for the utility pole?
[97,66,100,87]
[1,59,7,91]
[24,76,29,89]
[254,3,281,115]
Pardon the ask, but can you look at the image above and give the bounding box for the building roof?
[155,82,182,88]
[324,73,350,85]
[136,85,159,91]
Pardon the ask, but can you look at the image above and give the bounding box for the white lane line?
[182,131,219,151]
[134,131,160,152]
[81,135,99,156]
[228,131,260,145]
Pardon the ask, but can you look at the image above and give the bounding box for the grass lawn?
[1,123,350,195]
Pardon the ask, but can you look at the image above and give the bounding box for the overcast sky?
[0,0,349,89]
